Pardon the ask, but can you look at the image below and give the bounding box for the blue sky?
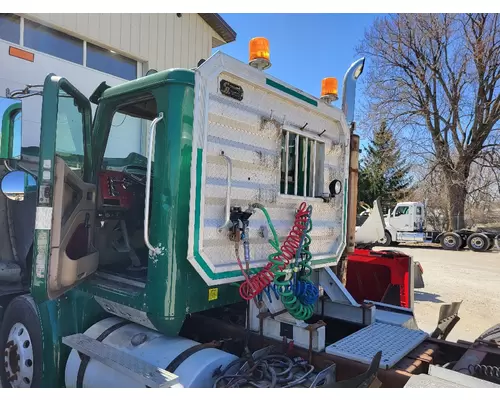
[217,13,381,150]
[218,14,379,100]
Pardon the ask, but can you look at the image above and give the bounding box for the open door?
[31,74,98,302]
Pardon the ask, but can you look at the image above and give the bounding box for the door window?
[394,206,409,217]
[55,87,85,173]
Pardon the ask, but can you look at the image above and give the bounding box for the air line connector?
[228,206,254,242]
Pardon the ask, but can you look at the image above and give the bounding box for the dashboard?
[98,167,147,221]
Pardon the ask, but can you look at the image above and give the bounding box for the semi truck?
[374,201,500,252]
[0,38,499,389]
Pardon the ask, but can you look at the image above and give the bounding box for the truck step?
[325,322,428,369]
[62,333,180,388]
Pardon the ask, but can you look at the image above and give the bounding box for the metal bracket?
[318,267,358,305]
[63,333,180,388]
[306,320,327,364]
[317,299,375,326]
[430,301,463,340]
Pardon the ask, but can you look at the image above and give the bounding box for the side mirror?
[1,170,35,202]
[0,97,22,160]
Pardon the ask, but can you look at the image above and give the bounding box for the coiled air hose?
[237,202,319,321]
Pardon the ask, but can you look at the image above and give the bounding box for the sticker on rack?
[208,288,219,301]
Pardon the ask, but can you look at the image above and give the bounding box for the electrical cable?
[213,353,316,388]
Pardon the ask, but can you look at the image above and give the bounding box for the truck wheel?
[0,295,43,388]
[378,231,392,246]
[440,232,463,251]
[466,233,491,252]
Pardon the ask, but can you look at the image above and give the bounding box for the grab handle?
[144,112,164,253]
[218,152,233,232]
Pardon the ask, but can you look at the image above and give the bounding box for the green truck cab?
[1,67,247,387]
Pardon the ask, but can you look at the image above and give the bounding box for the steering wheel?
[122,165,148,186]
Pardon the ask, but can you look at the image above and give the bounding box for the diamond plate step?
[325,322,428,369]
[404,374,465,388]
[62,333,180,388]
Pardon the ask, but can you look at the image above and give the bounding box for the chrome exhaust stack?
[341,58,365,128]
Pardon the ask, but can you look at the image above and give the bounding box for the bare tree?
[359,14,500,229]
[410,161,500,231]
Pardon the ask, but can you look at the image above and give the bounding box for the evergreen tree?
[358,121,412,211]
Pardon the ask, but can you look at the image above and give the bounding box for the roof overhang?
[198,13,236,44]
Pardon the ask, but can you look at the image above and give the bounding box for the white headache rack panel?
[187,52,352,286]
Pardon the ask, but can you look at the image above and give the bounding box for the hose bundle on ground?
[213,353,315,388]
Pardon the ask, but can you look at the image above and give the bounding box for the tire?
[0,295,43,388]
[466,233,491,252]
[378,231,392,246]
[440,232,463,251]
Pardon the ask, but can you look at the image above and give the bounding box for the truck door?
[390,205,413,232]
[31,74,98,303]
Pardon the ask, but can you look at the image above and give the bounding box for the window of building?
[24,19,83,65]
[2,15,139,81]
[280,130,324,198]
[0,13,20,44]
[87,42,137,81]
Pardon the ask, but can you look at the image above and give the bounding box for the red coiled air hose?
[239,202,310,301]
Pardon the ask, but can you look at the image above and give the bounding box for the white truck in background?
[376,201,499,252]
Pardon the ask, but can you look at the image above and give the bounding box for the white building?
[0,13,236,154]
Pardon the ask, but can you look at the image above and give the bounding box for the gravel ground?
[376,245,500,342]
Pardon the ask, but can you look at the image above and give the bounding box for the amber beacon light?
[249,37,271,70]
[320,77,338,103]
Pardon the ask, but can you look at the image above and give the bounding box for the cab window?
[394,206,409,217]
[102,94,157,170]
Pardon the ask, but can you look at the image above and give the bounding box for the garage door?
[0,40,142,157]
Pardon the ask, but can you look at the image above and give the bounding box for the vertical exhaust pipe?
[338,57,365,286]
[341,58,365,128]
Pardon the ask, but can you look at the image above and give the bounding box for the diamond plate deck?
[325,322,428,369]
[62,334,180,388]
